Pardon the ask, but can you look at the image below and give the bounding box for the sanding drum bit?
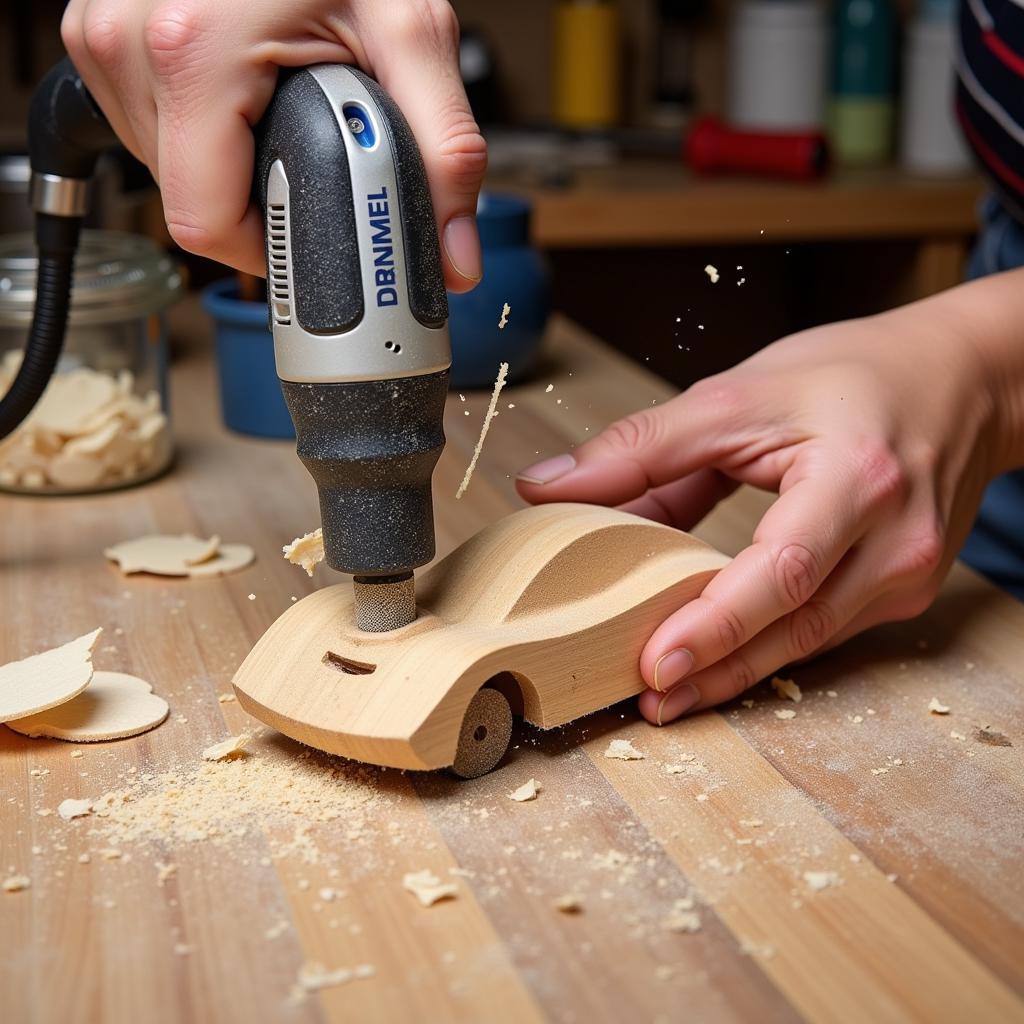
[254,65,451,632]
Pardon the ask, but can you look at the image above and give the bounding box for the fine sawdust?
[283,528,324,577]
[87,741,385,863]
[0,629,101,724]
[6,671,168,742]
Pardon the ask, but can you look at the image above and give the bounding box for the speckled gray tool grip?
[281,370,448,577]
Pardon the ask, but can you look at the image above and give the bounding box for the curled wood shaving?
[402,869,457,907]
[283,528,324,577]
[202,733,251,762]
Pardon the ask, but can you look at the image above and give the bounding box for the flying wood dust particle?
[498,302,511,329]
[455,362,509,500]
[86,742,384,863]
[704,265,720,283]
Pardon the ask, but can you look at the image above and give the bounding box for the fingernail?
[656,683,701,726]
[653,648,694,692]
[443,215,482,283]
[516,453,577,485]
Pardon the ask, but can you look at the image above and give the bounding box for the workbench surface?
[3,300,1023,1024]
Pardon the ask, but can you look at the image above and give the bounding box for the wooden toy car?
[233,503,729,777]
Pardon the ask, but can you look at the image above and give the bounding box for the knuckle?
[773,541,822,607]
[788,599,837,657]
[81,6,126,67]
[899,525,945,579]
[723,652,758,700]
[685,375,746,422]
[601,409,664,456]
[436,123,488,190]
[144,2,205,75]
[705,598,746,653]
[849,439,907,509]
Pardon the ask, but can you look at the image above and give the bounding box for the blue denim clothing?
[959,196,1024,601]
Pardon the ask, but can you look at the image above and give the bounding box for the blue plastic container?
[202,278,295,439]
[448,193,550,390]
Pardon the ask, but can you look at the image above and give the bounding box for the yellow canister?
[552,1,621,129]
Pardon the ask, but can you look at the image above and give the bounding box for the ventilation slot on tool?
[267,203,291,326]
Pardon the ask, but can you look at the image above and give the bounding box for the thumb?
[366,4,487,292]
[515,384,742,506]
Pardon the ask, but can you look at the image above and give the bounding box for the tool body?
[254,66,451,630]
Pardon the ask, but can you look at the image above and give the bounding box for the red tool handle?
[685,117,829,181]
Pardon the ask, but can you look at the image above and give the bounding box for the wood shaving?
[770,676,802,703]
[508,779,540,802]
[283,528,324,577]
[455,362,509,500]
[774,709,797,720]
[928,697,951,715]
[553,894,582,914]
[0,361,170,491]
[202,733,251,762]
[0,629,100,724]
[704,264,720,283]
[2,875,30,893]
[57,798,93,820]
[7,671,168,742]
[402,869,458,907]
[498,302,511,329]
[803,871,839,891]
[604,738,645,760]
[104,535,220,575]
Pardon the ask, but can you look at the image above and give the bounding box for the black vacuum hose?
[0,56,114,442]
[0,215,83,440]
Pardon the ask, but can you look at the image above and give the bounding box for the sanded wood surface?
[2,298,1022,1023]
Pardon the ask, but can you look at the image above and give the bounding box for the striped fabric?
[958,0,1024,220]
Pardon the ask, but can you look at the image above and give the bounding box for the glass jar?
[0,230,182,494]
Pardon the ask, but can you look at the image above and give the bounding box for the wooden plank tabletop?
[488,161,986,248]
[2,297,1022,1023]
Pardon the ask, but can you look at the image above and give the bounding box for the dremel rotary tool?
[11,59,449,633]
[255,66,450,632]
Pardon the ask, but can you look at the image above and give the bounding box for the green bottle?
[829,0,896,164]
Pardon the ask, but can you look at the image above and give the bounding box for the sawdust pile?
[88,741,386,862]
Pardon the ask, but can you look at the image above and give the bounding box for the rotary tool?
[254,65,451,632]
[13,59,450,633]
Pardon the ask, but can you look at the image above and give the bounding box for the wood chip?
[803,871,839,891]
[0,629,101,724]
[104,534,221,575]
[704,264,720,283]
[2,875,30,893]
[202,733,251,762]
[402,869,458,907]
[553,894,582,913]
[508,778,540,802]
[283,528,324,577]
[928,697,951,715]
[774,709,797,720]
[604,738,645,760]
[6,671,168,742]
[770,676,802,703]
[57,798,93,820]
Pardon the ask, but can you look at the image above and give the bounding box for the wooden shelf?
[488,160,988,248]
